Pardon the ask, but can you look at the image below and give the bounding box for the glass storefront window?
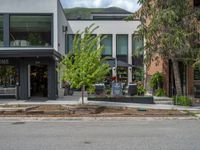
[10,15,52,47]
[101,35,112,56]
[116,35,128,55]
[85,34,97,50]
[132,35,144,56]
[132,67,144,82]
[66,34,75,53]
[66,34,81,53]
[117,66,128,83]
[0,65,16,87]
[0,15,3,47]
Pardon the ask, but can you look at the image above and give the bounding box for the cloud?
[60,0,141,12]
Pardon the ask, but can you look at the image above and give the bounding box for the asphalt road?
[0,119,200,150]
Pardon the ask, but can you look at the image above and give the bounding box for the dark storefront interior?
[31,65,48,98]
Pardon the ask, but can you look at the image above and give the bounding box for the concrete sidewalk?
[0,98,200,111]
[86,100,200,111]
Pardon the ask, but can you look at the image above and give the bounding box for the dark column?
[18,60,29,100]
[3,14,10,47]
[48,58,58,100]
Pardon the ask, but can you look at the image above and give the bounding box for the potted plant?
[150,72,164,94]
[137,81,146,96]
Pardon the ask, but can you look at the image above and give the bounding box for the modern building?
[67,14,142,84]
[0,0,143,100]
[0,0,68,100]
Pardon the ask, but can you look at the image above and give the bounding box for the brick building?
[147,0,200,97]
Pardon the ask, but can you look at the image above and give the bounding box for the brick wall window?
[194,0,200,7]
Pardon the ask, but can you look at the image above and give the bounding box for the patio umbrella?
[104,56,137,68]
[106,59,133,67]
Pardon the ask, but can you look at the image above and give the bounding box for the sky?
[60,0,141,12]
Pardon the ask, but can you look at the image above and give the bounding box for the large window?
[66,34,75,53]
[85,34,97,51]
[10,15,52,47]
[101,34,112,56]
[132,35,144,57]
[66,34,81,53]
[194,67,200,80]
[194,0,200,7]
[0,65,16,87]
[116,35,128,55]
[0,15,3,47]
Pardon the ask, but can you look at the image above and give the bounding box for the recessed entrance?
[30,65,48,98]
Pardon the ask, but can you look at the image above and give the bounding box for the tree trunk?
[172,59,182,96]
[81,85,85,105]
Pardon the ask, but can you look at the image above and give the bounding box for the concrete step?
[154,100,173,105]
[153,96,173,105]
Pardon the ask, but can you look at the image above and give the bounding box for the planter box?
[88,96,154,104]
[58,88,65,98]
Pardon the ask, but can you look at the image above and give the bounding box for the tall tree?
[134,0,200,95]
[59,24,110,104]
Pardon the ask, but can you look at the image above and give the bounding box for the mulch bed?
[0,105,191,117]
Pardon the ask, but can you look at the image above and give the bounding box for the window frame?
[0,64,17,87]
[116,34,128,56]
[66,34,82,54]
[194,0,200,7]
[9,13,54,48]
[132,34,144,56]
[66,34,75,54]
[100,34,113,56]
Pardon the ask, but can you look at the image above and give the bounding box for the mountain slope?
[64,7,131,20]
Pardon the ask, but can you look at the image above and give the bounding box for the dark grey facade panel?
[48,59,58,100]
[0,57,59,100]
[0,49,61,59]
[18,60,29,100]
[3,14,9,47]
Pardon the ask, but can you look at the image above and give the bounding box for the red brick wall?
[147,56,169,95]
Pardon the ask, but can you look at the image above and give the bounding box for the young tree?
[134,0,200,95]
[59,24,110,104]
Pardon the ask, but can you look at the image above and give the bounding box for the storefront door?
[30,65,48,99]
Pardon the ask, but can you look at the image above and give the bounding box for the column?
[48,58,58,100]
[128,34,132,83]
[18,60,28,100]
[112,34,117,77]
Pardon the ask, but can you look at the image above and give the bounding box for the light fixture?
[63,26,68,33]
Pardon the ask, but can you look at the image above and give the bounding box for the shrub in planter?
[137,82,146,96]
[155,88,165,97]
[150,72,164,93]
[105,88,111,95]
[173,96,192,106]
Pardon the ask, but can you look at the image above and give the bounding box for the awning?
[104,56,137,68]
[107,59,133,67]
[0,49,61,59]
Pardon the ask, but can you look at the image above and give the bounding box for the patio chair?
[128,84,137,96]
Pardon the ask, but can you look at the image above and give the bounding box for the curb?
[0,116,199,122]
